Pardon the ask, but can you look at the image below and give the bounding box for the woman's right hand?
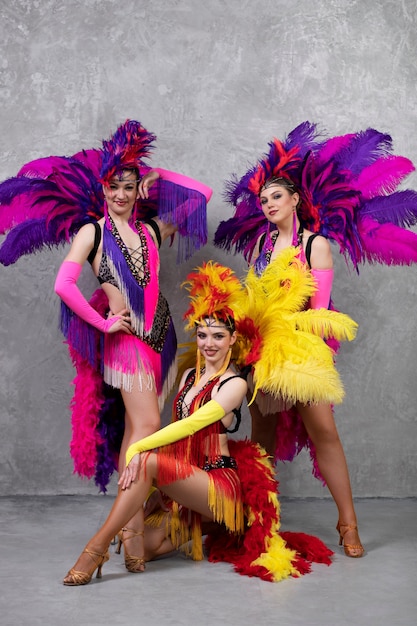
[106,308,133,334]
[138,170,160,199]
[118,453,141,490]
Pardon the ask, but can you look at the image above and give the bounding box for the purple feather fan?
[215,121,417,270]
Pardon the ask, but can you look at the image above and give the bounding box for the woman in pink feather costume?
[0,119,212,571]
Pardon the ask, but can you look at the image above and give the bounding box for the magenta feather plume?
[316,133,355,165]
[17,155,74,178]
[0,179,55,233]
[358,216,417,265]
[68,346,104,479]
[70,149,102,178]
[354,155,415,199]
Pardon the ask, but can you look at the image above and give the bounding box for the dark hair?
[113,167,141,183]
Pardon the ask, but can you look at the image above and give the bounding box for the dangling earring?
[208,348,232,381]
[194,348,203,386]
[103,199,111,230]
[292,210,299,246]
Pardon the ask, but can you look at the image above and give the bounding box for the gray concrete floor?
[0,496,416,626]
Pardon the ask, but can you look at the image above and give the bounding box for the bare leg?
[296,402,363,555]
[248,394,277,456]
[143,518,176,561]
[117,381,161,562]
[63,454,214,583]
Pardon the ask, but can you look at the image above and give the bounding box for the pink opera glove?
[152,167,213,202]
[310,268,334,309]
[54,260,119,332]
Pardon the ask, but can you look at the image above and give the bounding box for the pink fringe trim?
[141,224,160,333]
[103,332,160,393]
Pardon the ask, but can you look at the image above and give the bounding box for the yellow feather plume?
[178,248,357,407]
[239,247,357,405]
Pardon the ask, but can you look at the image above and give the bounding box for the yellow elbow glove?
[125,399,225,466]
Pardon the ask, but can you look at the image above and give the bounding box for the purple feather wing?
[284,121,323,156]
[0,217,67,265]
[360,190,417,227]
[330,128,393,175]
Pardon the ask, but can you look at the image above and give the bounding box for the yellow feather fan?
[241,247,358,405]
[178,249,357,406]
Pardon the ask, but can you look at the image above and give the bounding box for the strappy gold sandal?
[336,522,365,558]
[116,527,146,572]
[63,548,110,585]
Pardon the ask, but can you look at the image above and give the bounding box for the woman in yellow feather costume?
[62,250,355,586]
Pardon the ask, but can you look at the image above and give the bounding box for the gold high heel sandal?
[116,527,146,572]
[63,548,110,586]
[336,522,364,558]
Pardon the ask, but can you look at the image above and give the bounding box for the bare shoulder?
[219,370,247,392]
[309,233,333,269]
[64,222,98,263]
[214,371,247,414]
[146,217,177,245]
[311,233,331,252]
[76,221,99,239]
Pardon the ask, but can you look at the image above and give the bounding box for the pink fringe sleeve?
[152,167,213,202]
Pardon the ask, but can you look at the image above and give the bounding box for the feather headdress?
[180,250,357,406]
[182,261,245,331]
[99,119,156,184]
[214,121,417,270]
[0,119,208,265]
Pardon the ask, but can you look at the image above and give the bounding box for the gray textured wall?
[0,0,416,498]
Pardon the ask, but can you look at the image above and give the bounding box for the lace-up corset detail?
[127,243,147,280]
[98,221,150,287]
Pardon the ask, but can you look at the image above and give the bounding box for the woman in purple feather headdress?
[0,119,212,571]
[215,121,417,558]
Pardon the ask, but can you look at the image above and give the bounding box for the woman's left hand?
[138,170,160,199]
[118,454,140,490]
